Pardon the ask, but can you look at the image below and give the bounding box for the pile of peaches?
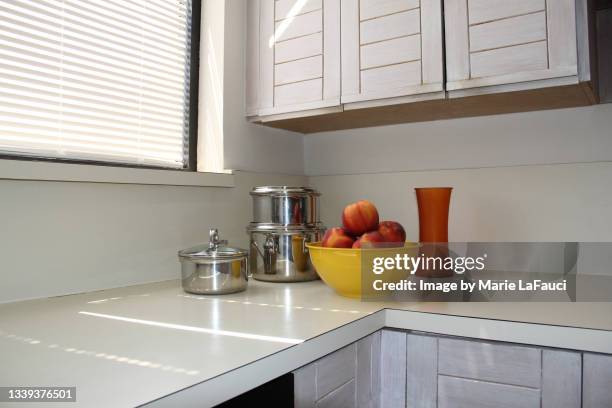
[321,200,406,248]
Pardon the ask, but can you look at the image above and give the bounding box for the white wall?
[305,105,612,176]
[0,171,306,304]
[306,104,612,243]
[309,162,612,242]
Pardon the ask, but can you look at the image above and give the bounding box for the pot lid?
[247,222,326,232]
[178,229,247,260]
[249,186,320,196]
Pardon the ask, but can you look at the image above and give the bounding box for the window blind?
[0,0,193,168]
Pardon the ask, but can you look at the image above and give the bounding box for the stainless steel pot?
[178,229,248,295]
[247,224,324,282]
[250,186,320,226]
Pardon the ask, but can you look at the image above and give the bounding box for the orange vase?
[415,187,453,277]
[415,187,452,242]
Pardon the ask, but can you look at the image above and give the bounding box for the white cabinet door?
[256,0,341,116]
[246,0,261,117]
[341,0,444,106]
[444,0,579,95]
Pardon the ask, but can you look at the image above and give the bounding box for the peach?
[378,221,406,244]
[342,200,379,236]
[322,227,355,248]
[352,231,385,249]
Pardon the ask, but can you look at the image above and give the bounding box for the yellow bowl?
[307,241,419,298]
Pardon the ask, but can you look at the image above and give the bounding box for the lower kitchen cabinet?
[293,330,588,408]
[293,332,380,408]
[583,352,612,408]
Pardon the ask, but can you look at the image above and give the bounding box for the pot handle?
[302,234,311,254]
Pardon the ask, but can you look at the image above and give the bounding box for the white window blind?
[0,0,193,168]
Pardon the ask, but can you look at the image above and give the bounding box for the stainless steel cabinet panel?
[438,337,541,388]
[583,352,612,408]
[438,375,540,408]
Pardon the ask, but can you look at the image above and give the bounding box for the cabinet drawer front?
[469,11,547,52]
[438,338,541,388]
[276,0,322,21]
[470,40,548,78]
[275,32,322,64]
[438,376,540,408]
[360,0,419,21]
[360,35,421,69]
[315,344,356,399]
[361,61,422,93]
[468,0,545,25]
[275,55,322,85]
[360,9,420,44]
[316,379,355,408]
[274,9,322,42]
[274,78,323,106]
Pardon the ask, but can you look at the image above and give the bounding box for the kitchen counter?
[1,280,611,407]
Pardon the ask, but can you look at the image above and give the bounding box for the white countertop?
[1,280,611,407]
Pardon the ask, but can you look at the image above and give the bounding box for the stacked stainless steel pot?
[247,186,325,282]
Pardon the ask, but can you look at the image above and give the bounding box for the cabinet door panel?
[470,41,548,78]
[360,9,420,44]
[444,0,578,93]
[468,0,545,25]
[341,0,444,104]
[257,0,340,116]
[547,0,578,69]
[438,337,542,388]
[469,11,547,52]
[274,78,323,106]
[275,55,322,86]
[583,353,612,408]
[542,350,581,408]
[361,61,422,93]
[406,334,437,408]
[316,344,356,400]
[316,379,356,408]
[438,376,540,408]
[275,9,322,42]
[276,0,322,20]
[275,32,322,64]
[380,330,406,408]
[246,0,261,116]
[360,0,419,21]
[360,35,421,69]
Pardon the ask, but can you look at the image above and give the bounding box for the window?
[0,0,200,169]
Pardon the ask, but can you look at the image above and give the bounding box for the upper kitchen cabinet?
[247,0,341,118]
[248,0,601,133]
[444,0,586,96]
[340,0,445,107]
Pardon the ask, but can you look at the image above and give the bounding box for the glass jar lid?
[178,229,247,261]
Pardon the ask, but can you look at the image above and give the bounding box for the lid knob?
[208,228,228,251]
